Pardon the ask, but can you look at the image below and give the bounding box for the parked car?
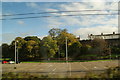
[9,61,15,64]
[2,61,8,64]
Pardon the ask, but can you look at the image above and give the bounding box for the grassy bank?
[22,59,117,63]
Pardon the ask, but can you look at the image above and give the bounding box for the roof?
[90,33,120,36]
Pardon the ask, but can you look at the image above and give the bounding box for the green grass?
[22,59,115,63]
[0,58,12,60]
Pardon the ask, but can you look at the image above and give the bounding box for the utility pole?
[66,37,71,76]
[14,41,16,69]
[14,40,19,69]
[17,47,18,63]
[66,37,68,61]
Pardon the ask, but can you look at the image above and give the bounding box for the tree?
[24,40,41,60]
[68,41,82,59]
[91,38,110,56]
[81,44,92,55]
[56,30,79,58]
[48,28,61,38]
[48,28,68,39]
[9,37,26,61]
[57,31,77,46]
[23,36,41,60]
[24,36,41,44]
[2,43,10,58]
[40,36,58,59]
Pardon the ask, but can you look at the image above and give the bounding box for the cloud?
[17,20,25,25]
[26,2,39,9]
[46,17,63,28]
[2,33,17,44]
[25,2,118,38]
[2,0,119,2]
[73,26,118,39]
[38,35,47,40]
[45,2,118,29]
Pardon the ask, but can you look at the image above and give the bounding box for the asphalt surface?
[2,60,119,78]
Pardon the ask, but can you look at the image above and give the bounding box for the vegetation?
[1,28,120,61]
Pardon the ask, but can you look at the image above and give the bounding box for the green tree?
[9,37,26,61]
[2,43,10,58]
[68,41,82,59]
[48,28,61,38]
[56,29,79,58]
[81,44,92,55]
[25,40,40,60]
[24,36,41,43]
[23,36,41,60]
[40,36,58,59]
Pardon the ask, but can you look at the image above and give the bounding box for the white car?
[9,61,15,64]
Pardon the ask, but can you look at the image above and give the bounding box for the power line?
[2,10,119,16]
[1,13,118,20]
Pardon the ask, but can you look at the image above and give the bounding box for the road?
[2,60,119,78]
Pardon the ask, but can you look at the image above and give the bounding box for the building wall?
[80,38,120,47]
[88,32,120,40]
[81,32,120,47]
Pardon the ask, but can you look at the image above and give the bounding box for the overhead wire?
[2,10,119,16]
[1,10,119,20]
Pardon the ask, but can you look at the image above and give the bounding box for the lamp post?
[14,41,16,69]
[17,46,19,64]
[65,37,71,76]
[66,37,68,61]
[14,40,18,69]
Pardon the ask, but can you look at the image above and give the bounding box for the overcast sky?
[1,1,119,45]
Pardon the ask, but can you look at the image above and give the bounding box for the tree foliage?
[40,36,58,59]
[91,38,110,56]
[2,28,118,61]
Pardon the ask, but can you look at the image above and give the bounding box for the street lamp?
[66,37,68,61]
[65,37,71,76]
[14,40,18,69]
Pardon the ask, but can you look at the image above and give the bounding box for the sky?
[1,1,119,45]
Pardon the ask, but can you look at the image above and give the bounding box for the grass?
[22,59,115,63]
[0,58,12,60]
